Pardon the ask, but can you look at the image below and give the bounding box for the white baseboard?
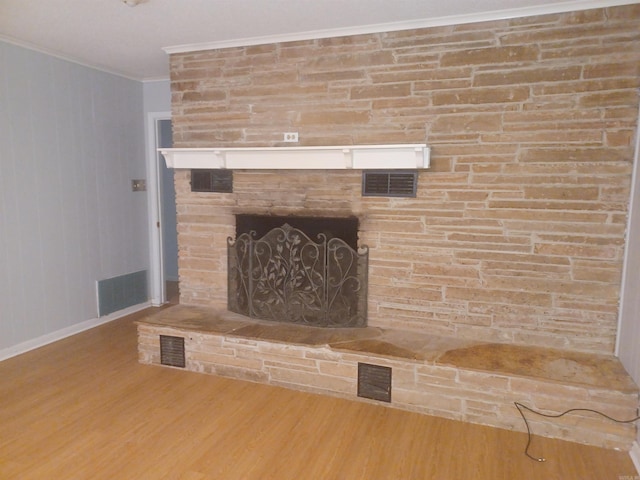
[631,441,640,475]
[0,302,151,362]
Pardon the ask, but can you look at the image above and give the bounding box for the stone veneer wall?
[169,5,640,355]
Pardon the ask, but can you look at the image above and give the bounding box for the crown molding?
[163,0,639,54]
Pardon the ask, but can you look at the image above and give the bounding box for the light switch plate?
[132,179,146,191]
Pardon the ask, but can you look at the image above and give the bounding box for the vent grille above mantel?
[159,144,429,170]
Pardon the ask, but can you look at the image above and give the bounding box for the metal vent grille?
[357,363,391,402]
[191,169,233,193]
[160,335,185,368]
[362,171,417,197]
[97,270,148,317]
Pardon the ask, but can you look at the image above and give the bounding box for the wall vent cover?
[191,169,233,193]
[362,170,417,197]
[97,270,147,317]
[357,363,392,402]
[160,335,185,368]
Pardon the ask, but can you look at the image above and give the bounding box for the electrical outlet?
[284,132,299,142]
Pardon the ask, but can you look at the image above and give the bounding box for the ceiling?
[0,0,637,81]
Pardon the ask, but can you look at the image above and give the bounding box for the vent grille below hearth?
[160,335,185,368]
[358,363,392,402]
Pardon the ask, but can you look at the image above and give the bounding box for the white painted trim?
[162,0,640,54]
[630,441,640,475]
[615,97,640,356]
[159,145,430,170]
[142,76,170,83]
[0,302,151,362]
[146,112,172,307]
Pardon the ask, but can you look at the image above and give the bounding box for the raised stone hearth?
[137,305,639,450]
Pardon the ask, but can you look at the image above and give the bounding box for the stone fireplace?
[137,3,640,452]
[163,3,640,356]
[227,214,368,327]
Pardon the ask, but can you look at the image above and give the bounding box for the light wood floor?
[0,307,637,480]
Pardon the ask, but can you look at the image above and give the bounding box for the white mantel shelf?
[159,144,430,170]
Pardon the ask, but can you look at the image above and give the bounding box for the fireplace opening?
[228,214,368,328]
[235,214,359,250]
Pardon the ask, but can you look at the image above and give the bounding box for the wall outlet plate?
[284,132,299,142]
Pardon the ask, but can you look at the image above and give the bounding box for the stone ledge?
[136,305,639,450]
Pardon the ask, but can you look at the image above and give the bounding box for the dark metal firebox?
[227,222,368,327]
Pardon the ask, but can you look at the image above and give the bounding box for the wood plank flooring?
[0,307,637,480]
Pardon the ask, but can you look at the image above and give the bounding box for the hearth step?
[357,363,392,403]
[137,305,639,451]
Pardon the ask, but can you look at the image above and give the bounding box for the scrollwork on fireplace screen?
[227,223,368,327]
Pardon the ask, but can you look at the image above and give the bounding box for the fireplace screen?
[227,223,368,327]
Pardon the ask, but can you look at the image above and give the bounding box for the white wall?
[0,41,148,352]
[143,80,170,114]
[617,103,640,445]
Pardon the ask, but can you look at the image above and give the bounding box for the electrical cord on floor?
[514,401,640,462]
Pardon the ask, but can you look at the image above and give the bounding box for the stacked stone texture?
[138,323,638,449]
[169,5,640,355]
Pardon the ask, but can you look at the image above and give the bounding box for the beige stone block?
[445,190,490,202]
[188,342,233,356]
[440,45,539,67]
[257,343,307,358]
[474,66,582,87]
[451,385,509,405]
[510,378,586,398]
[300,70,366,83]
[207,364,269,383]
[464,398,503,418]
[318,361,357,379]
[430,113,503,134]
[180,90,227,103]
[393,388,463,414]
[501,122,606,137]
[587,389,639,407]
[523,186,600,201]
[518,147,628,163]
[485,276,619,298]
[369,284,443,303]
[304,51,395,71]
[269,368,355,394]
[580,90,638,108]
[433,86,530,105]
[447,286,552,307]
[534,243,619,260]
[415,365,458,381]
[297,109,371,125]
[263,358,318,373]
[531,396,638,422]
[192,351,263,371]
[350,83,412,99]
[223,337,259,347]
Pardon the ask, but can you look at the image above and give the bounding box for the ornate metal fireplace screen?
[227,224,368,327]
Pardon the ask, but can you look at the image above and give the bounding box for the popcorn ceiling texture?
[169,5,640,355]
